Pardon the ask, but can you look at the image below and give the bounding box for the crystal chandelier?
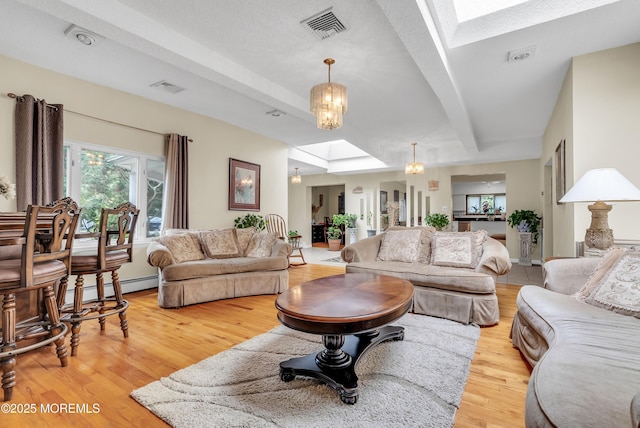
[310,58,348,130]
[405,143,425,175]
[291,167,302,184]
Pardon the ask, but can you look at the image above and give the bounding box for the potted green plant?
[326,214,350,251]
[345,213,357,228]
[507,209,541,266]
[506,210,541,244]
[425,213,450,231]
[326,225,343,251]
[233,213,265,231]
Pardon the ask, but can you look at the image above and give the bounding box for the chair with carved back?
[57,202,139,356]
[0,197,81,401]
[265,213,306,266]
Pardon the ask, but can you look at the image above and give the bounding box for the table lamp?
[559,168,640,249]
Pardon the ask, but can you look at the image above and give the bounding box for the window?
[63,142,164,239]
[466,193,506,214]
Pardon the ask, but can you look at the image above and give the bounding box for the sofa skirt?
[412,285,499,326]
[158,269,289,308]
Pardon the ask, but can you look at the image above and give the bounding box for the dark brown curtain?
[162,133,189,229]
[14,94,64,211]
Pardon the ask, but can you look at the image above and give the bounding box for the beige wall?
[290,159,542,260]
[0,55,289,283]
[542,42,640,256]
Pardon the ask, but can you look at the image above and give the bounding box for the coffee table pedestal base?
[279,325,404,404]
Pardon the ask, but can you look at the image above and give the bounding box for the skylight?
[433,0,622,47]
[452,0,528,22]
[291,139,387,174]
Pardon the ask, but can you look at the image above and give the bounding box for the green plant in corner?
[233,213,265,231]
[425,213,450,231]
[506,209,542,244]
[288,229,299,238]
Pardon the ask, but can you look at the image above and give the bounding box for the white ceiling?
[2,0,639,177]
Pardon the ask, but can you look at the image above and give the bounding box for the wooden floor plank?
[2,264,529,427]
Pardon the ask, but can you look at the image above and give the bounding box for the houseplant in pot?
[233,213,265,231]
[327,214,350,251]
[425,213,450,231]
[507,209,541,265]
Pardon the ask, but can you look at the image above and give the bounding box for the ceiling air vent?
[301,8,348,40]
[150,80,185,94]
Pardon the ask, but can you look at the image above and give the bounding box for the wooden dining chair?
[57,202,139,356]
[0,198,81,401]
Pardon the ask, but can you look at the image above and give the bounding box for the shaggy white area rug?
[131,314,480,428]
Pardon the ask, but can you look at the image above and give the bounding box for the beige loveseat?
[341,227,512,326]
[146,228,291,308]
[511,252,640,427]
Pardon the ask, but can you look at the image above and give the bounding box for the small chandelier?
[291,167,302,184]
[405,142,425,175]
[310,58,348,130]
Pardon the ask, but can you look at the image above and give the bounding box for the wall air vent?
[301,8,348,40]
[150,80,185,94]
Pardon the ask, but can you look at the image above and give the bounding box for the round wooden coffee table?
[275,273,414,404]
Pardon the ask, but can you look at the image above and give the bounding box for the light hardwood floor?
[3,264,531,427]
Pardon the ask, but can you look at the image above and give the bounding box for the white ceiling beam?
[375,0,479,154]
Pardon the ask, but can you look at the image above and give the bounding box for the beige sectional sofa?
[146,227,291,308]
[341,227,512,326]
[511,252,640,427]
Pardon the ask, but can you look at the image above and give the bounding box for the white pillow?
[245,232,278,258]
[576,248,640,318]
[377,229,423,263]
[430,230,487,269]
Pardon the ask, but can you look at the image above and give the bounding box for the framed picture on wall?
[229,158,260,211]
[555,139,565,204]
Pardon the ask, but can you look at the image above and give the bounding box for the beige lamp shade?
[559,168,640,249]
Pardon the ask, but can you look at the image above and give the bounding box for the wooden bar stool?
[57,202,139,356]
[0,198,81,401]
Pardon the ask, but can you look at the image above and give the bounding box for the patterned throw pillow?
[377,229,423,263]
[245,232,278,258]
[235,227,256,256]
[198,229,240,259]
[388,226,435,263]
[430,230,487,269]
[157,233,205,263]
[575,248,640,318]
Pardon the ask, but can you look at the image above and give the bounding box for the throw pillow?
[575,248,640,318]
[430,230,487,269]
[157,233,205,263]
[389,226,435,263]
[235,227,256,255]
[377,229,423,263]
[198,229,240,259]
[575,248,626,301]
[245,232,278,258]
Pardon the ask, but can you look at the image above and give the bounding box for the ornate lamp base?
[585,201,614,250]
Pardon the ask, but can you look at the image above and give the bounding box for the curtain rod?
[6,92,193,142]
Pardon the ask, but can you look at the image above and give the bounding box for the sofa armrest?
[542,257,601,295]
[341,234,384,262]
[272,240,292,258]
[476,237,512,276]
[146,240,176,270]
